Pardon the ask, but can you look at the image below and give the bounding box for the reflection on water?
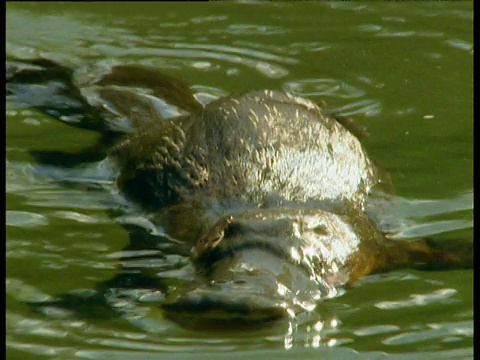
[375,288,458,310]
[6,1,472,359]
[368,191,473,240]
[285,78,367,99]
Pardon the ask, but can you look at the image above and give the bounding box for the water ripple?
[382,320,473,346]
[89,44,290,79]
[444,39,473,52]
[375,288,458,310]
[6,210,48,227]
[284,79,366,99]
[213,24,287,36]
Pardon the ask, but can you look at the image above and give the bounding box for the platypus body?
[6,58,471,329]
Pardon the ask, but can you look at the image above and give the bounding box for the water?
[6,2,473,359]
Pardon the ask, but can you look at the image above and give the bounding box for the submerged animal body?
[6,58,471,329]
[109,89,390,325]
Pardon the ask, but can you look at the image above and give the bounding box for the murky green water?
[6,2,473,359]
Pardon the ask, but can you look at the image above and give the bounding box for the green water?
[6,2,473,359]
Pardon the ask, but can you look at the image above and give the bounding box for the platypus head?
[162,208,362,329]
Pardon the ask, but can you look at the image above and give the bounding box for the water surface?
[6,2,473,359]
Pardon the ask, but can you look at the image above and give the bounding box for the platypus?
[6,58,472,329]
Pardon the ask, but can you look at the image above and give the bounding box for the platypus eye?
[224,222,241,238]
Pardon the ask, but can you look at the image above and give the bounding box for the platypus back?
[110,89,382,211]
